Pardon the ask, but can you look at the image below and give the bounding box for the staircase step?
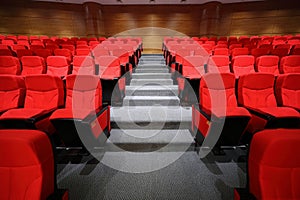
[126,85,178,96]
[123,96,180,106]
[106,129,193,151]
[130,79,173,86]
[132,73,171,79]
[135,68,169,73]
[111,106,191,129]
[137,64,167,69]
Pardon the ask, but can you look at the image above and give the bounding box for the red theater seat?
[0,56,21,75]
[54,48,72,64]
[16,49,33,59]
[275,73,300,111]
[192,73,251,151]
[238,73,300,133]
[255,55,279,75]
[46,56,71,77]
[21,56,46,75]
[231,55,255,78]
[279,55,300,74]
[0,129,54,200]
[111,48,133,74]
[250,48,270,60]
[231,47,249,58]
[75,48,91,56]
[0,75,64,134]
[96,55,121,80]
[179,55,205,79]
[270,47,289,58]
[0,49,13,56]
[234,129,300,200]
[33,49,53,60]
[207,55,230,73]
[0,75,25,115]
[72,56,95,75]
[50,75,110,149]
[213,48,229,56]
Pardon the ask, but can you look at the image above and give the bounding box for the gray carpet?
[57,148,247,200]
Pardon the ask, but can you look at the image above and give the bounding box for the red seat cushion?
[0,129,54,200]
[249,129,300,200]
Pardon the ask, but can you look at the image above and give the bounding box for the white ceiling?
[36,0,263,5]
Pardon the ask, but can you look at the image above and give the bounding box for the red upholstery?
[250,48,270,60]
[33,49,52,60]
[280,55,300,74]
[213,48,229,56]
[0,56,21,75]
[0,75,64,133]
[238,73,300,133]
[231,55,255,78]
[53,49,72,64]
[200,73,249,116]
[76,48,91,56]
[249,129,300,200]
[255,55,279,75]
[193,73,251,147]
[276,74,300,110]
[0,75,25,114]
[231,47,249,58]
[60,44,75,55]
[96,56,121,79]
[207,55,230,73]
[0,49,13,56]
[21,56,46,75]
[92,48,110,57]
[181,56,204,79]
[72,56,95,75]
[0,129,54,200]
[16,49,33,59]
[270,48,289,58]
[46,56,70,77]
[50,75,110,148]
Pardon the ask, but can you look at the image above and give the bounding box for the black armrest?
[179,64,183,74]
[81,106,109,125]
[234,188,256,200]
[245,107,275,121]
[26,108,57,123]
[47,189,69,200]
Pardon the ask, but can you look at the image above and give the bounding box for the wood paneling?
[0,0,299,46]
[0,1,85,37]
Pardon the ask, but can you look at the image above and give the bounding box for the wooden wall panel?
[0,1,85,37]
[0,0,299,46]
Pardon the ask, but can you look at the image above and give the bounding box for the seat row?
[0,74,111,150]
[174,54,300,80]
[192,73,300,151]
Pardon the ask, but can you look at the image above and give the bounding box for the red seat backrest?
[280,55,300,74]
[24,75,64,110]
[72,56,95,75]
[46,56,70,77]
[200,73,238,113]
[207,55,230,73]
[238,73,277,108]
[275,74,300,110]
[21,56,46,75]
[0,56,21,75]
[0,129,54,200]
[249,129,300,200]
[65,74,102,110]
[255,55,279,74]
[232,55,255,78]
[0,75,25,113]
